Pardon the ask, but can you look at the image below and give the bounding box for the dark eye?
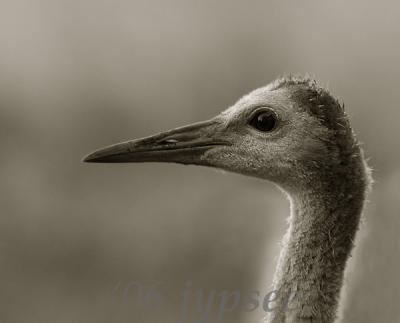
[249,109,277,132]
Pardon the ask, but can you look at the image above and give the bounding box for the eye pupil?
[249,110,277,132]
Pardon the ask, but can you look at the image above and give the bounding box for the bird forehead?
[220,87,294,121]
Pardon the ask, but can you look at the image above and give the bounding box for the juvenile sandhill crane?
[84,76,371,323]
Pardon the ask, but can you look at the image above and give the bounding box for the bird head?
[84,77,355,191]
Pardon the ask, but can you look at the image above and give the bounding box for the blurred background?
[0,0,399,322]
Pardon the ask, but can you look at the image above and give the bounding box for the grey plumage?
[84,76,372,323]
[263,77,372,323]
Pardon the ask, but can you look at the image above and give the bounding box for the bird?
[84,76,371,323]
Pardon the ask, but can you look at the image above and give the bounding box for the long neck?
[267,155,369,323]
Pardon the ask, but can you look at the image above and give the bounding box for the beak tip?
[82,145,129,163]
[82,153,96,163]
[82,150,106,163]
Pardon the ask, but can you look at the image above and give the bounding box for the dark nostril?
[159,138,179,145]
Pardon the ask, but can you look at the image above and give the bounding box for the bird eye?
[249,109,277,132]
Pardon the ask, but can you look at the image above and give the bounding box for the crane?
[84,76,371,323]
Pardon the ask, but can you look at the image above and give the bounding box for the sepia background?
[0,1,399,322]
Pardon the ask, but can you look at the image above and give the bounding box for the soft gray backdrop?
[0,1,399,322]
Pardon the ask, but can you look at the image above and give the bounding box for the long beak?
[83,118,230,165]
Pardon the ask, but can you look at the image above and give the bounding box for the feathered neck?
[266,146,370,323]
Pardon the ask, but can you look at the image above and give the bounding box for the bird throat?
[267,155,369,323]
